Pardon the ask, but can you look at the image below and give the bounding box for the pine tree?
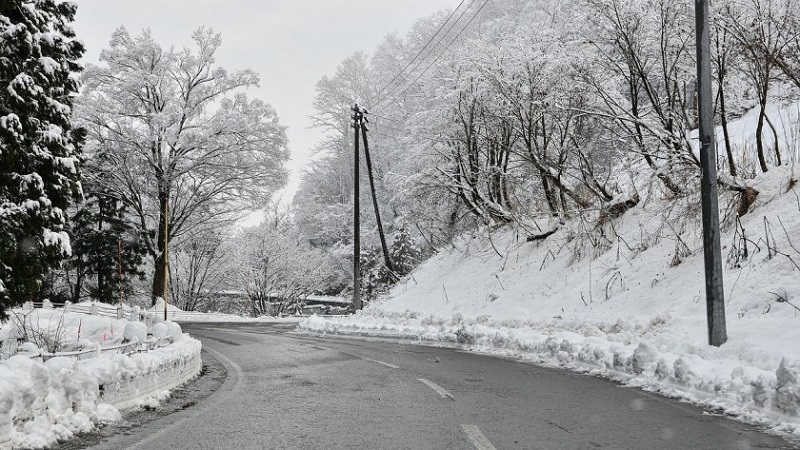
[0,1,84,316]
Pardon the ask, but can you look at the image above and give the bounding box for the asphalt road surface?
[80,322,799,450]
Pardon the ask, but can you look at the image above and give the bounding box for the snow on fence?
[14,336,174,362]
[0,303,203,448]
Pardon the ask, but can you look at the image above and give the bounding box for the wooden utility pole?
[695,0,727,346]
[360,113,395,278]
[163,199,169,321]
[352,105,362,310]
[117,238,123,305]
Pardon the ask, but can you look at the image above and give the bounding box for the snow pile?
[0,309,201,449]
[301,164,800,437]
[147,300,309,324]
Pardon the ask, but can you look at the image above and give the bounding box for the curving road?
[82,322,798,450]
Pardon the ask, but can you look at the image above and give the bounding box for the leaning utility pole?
[360,112,395,279]
[695,0,727,346]
[352,105,362,310]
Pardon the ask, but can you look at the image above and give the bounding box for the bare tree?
[711,3,741,177]
[169,228,231,311]
[724,0,790,172]
[585,0,699,195]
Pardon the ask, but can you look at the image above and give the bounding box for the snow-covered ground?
[300,104,800,441]
[0,306,201,449]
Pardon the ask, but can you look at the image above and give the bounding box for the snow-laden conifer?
[0,0,84,316]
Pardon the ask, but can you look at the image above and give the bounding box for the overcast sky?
[71,0,456,204]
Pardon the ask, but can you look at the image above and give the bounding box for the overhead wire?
[371,0,492,113]
[370,0,484,110]
[368,111,403,124]
[367,0,469,106]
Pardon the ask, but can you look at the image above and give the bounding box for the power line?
[368,120,452,142]
[371,0,482,109]
[370,0,475,107]
[373,0,491,113]
[369,111,403,123]
[368,0,469,106]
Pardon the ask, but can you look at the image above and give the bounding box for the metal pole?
[352,105,362,310]
[695,0,727,346]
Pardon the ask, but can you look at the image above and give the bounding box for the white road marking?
[418,378,455,400]
[330,348,400,369]
[124,345,243,450]
[461,424,498,450]
[369,359,400,369]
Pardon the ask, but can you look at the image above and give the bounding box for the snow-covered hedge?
[0,310,202,449]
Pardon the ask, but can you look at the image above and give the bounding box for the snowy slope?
[300,106,800,439]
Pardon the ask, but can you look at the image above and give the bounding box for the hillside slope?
[302,108,800,438]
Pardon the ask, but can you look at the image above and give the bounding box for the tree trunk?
[72,263,84,304]
[96,200,105,302]
[764,113,781,166]
[540,169,560,216]
[151,194,169,305]
[755,103,769,173]
[717,84,736,177]
[754,66,771,173]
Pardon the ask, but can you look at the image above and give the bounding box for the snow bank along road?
[82,323,797,450]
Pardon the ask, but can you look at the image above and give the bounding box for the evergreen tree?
[0,1,84,316]
[68,186,147,304]
[360,246,389,301]
[390,225,421,277]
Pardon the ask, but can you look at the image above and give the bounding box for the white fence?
[16,301,176,361]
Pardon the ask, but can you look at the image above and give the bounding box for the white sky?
[72,0,456,206]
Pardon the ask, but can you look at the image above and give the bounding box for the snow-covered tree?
[67,183,147,303]
[390,224,421,277]
[0,0,84,316]
[77,27,289,304]
[295,53,376,248]
[236,218,348,316]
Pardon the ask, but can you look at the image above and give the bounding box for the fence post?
[90,302,98,316]
[64,301,72,314]
[116,304,124,320]
[130,306,140,322]
[43,299,53,310]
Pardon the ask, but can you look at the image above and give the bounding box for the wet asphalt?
[65,322,799,450]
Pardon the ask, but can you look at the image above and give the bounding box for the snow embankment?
[0,309,202,449]
[301,165,800,437]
